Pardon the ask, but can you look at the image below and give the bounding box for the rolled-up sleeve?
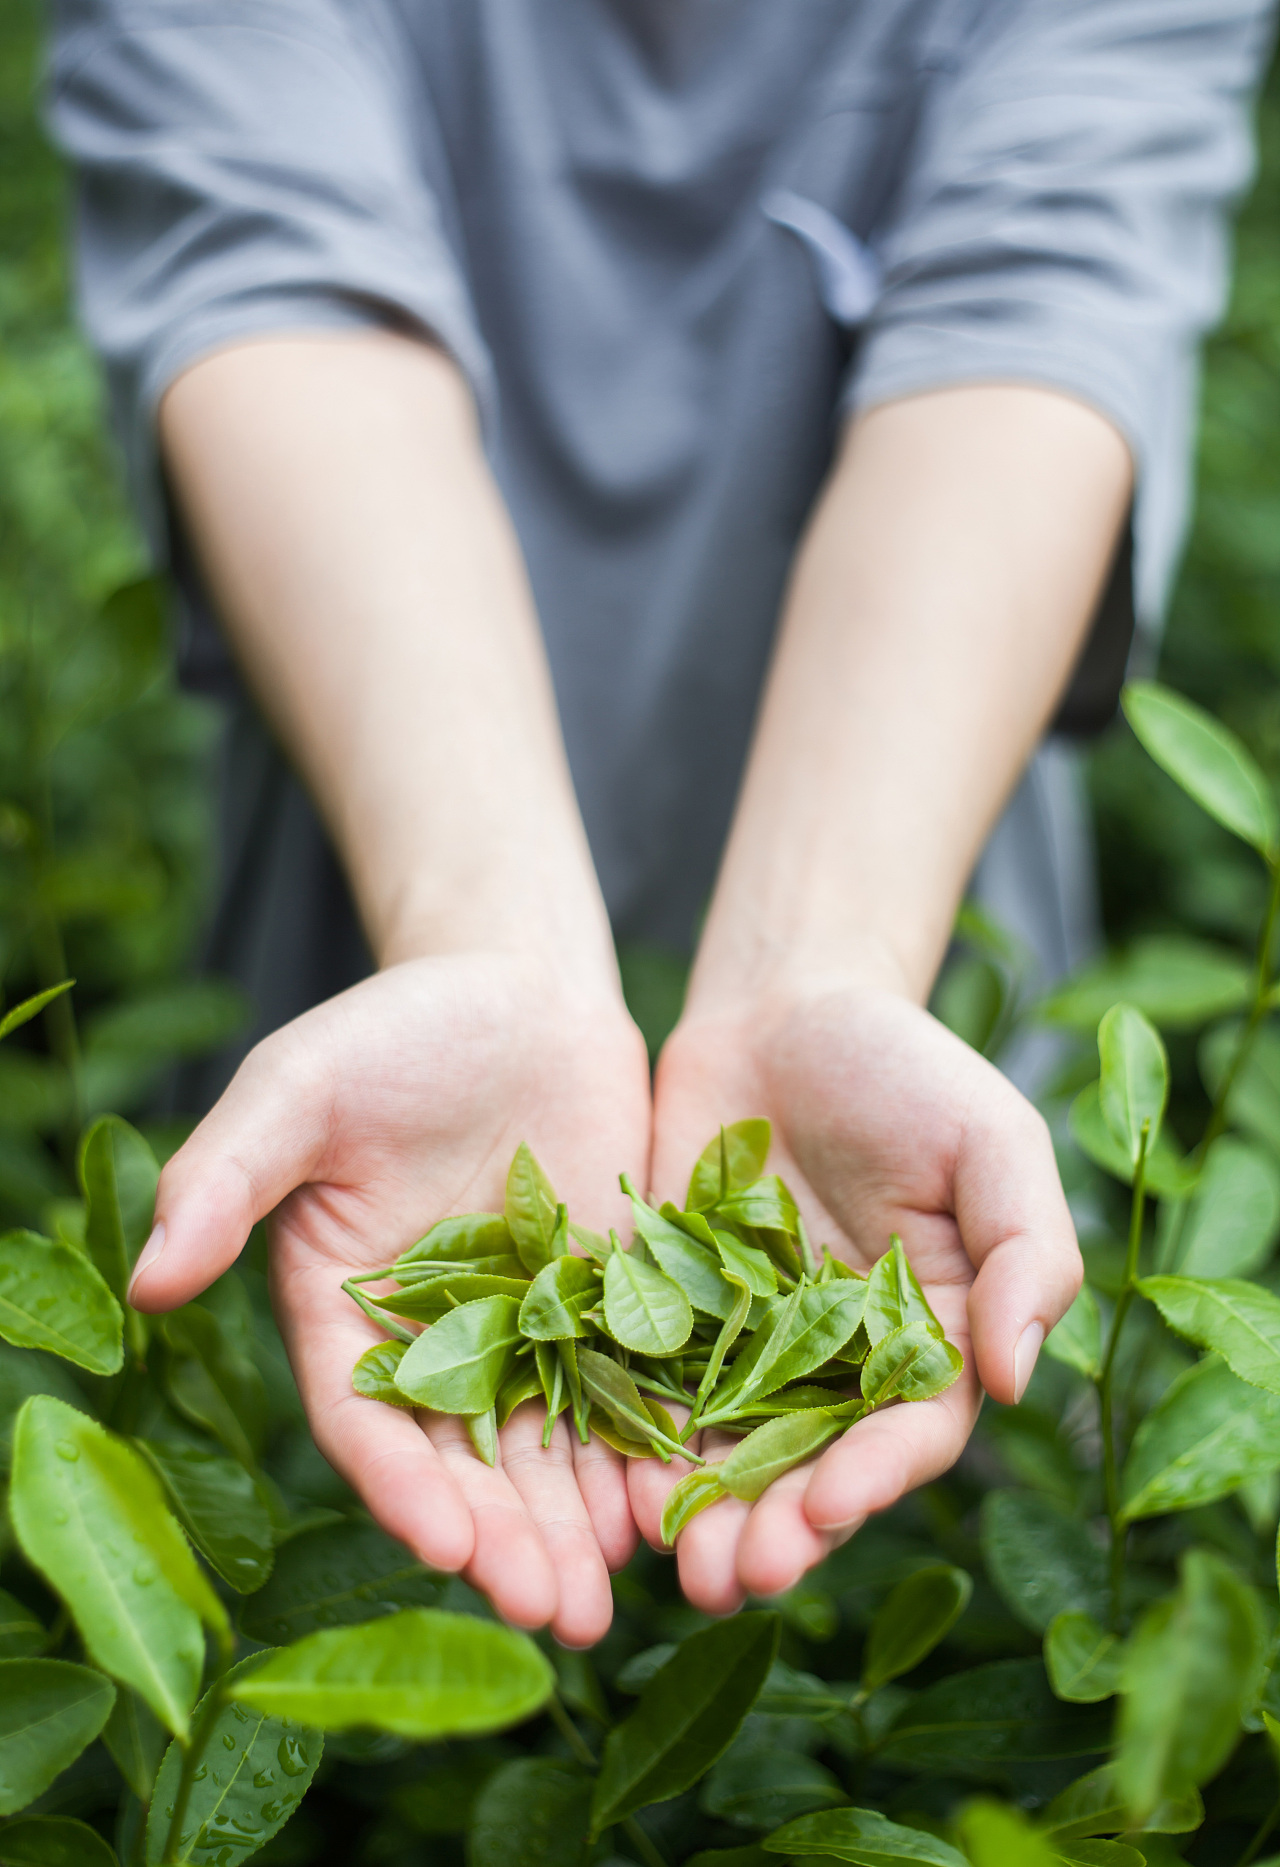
[848,0,1275,622]
[47,0,493,552]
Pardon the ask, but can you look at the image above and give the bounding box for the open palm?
[629,981,1082,1612]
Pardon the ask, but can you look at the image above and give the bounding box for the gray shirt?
[48,0,1273,970]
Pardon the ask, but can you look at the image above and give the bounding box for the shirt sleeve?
[846,0,1275,624]
[46,0,494,555]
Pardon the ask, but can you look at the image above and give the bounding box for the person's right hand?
[127,952,652,1647]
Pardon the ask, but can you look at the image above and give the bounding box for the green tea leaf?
[706,1285,866,1422]
[1068,1083,1197,1198]
[147,1653,323,1867]
[980,1491,1108,1633]
[394,1212,523,1279]
[0,1815,119,1865]
[0,982,74,1044]
[577,1348,688,1459]
[863,1565,973,1691]
[860,1324,963,1407]
[602,1245,693,1355]
[1041,1762,1203,1838]
[1040,935,1253,1033]
[1098,1004,1168,1164]
[160,1303,266,1466]
[1138,1273,1280,1394]
[468,1758,592,1867]
[237,1519,439,1644]
[660,1468,728,1544]
[719,1411,843,1501]
[10,1396,226,1737]
[1121,1354,1280,1521]
[373,1273,531,1321]
[880,1659,1110,1766]
[0,1231,122,1375]
[103,1685,167,1801]
[625,1186,740,1319]
[78,1115,158,1302]
[519,1257,599,1341]
[0,1346,87,1471]
[466,1406,499,1466]
[762,1805,966,1864]
[505,1146,560,1274]
[687,1121,771,1211]
[1116,1549,1264,1822]
[351,1339,414,1407]
[1175,1137,1280,1278]
[135,1442,275,1592]
[0,1659,115,1815]
[862,1240,943,1345]
[1044,1614,1125,1703]
[1122,681,1278,857]
[712,1229,778,1299]
[591,1613,779,1831]
[393,1295,522,1413]
[702,1749,846,1830]
[1043,1285,1103,1383]
[756,1661,851,1720]
[0,1587,45,1660]
[714,1177,799,1236]
[228,1608,554,1737]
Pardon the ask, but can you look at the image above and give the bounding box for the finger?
[129,1023,332,1310]
[499,1404,617,1646]
[953,1086,1083,1404]
[421,1412,560,1630]
[272,1255,475,1572]
[571,1430,640,1573]
[736,1464,843,1598]
[673,1465,751,1617]
[804,1376,980,1532]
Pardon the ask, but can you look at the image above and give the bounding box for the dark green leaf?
[1121,1354,1280,1521]
[879,1659,1110,1766]
[1041,1763,1203,1838]
[77,1116,158,1303]
[393,1295,522,1413]
[1043,1286,1103,1383]
[160,1303,266,1466]
[1043,1614,1125,1703]
[0,1588,44,1660]
[468,1758,592,1867]
[981,1491,1108,1633]
[701,1749,845,1829]
[147,1653,322,1867]
[602,1244,693,1355]
[103,1685,166,1801]
[389,1753,502,1833]
[0,1815,118,1865]
[1200,1022,1280,1154]
[0,1231,122,1376]
[351,1340,414,1408]
[237,1519,438,1644]
[1098,1004,1168,1164]
[1068,1085,1196,1198]
[519,1257,599,1341]
[135,1442,275,1592]
[0,1346,87,1472]
[505,1146,560,1274]
[719,1411,843,1502]
[756,1661,851,1720]
[616,1646,679,1694]
[228,1608,554,1736]
[687,1121,771,1211]
[1138,1274,1280,1394]
[862,1240,942,1345]
[0,983,74,1045]
[591,1612,779,1832]
[863,1565,973,1691]
[762,1805,966,1864]
[0,1053,72,1133]
[1175,1138,1280,1278]
[1122,681,1278,857]
[0,1660,115,1815]
[1040,935,1252,1033]
[860,1324,962,1407]
[1116,1550,1264,1823]
[393,1212,523,1279]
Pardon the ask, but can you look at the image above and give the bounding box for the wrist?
[681,922,925,1028]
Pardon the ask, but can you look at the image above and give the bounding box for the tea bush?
[5,1,1280,1861]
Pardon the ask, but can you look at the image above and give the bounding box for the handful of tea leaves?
[345,1120,962,1539]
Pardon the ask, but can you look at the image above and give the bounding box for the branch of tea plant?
[546,1695,669,1867]
[1097,1119,1149,1628]
[1199,854,1280,1163]
[161,1666,231,1866]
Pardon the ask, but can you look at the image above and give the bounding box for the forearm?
[160,333,616,992]
[689,384,1132,1011]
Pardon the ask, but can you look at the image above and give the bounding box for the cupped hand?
[628,976,1082,1613]
[128,952,652,1646]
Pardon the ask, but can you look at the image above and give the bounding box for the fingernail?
[127,1223,166,1301]
[1013,1322,1044,1403]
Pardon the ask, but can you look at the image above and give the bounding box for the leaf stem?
[340,1278,415,1343]
[1199,854,1280,1165]
[547,1695,668,1867]
[1098,1120,1149,1629]
[161,1679,226,1865]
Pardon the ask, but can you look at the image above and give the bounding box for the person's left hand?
[627,973,1082,1613]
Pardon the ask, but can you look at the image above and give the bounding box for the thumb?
[128,1033,331,1311]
